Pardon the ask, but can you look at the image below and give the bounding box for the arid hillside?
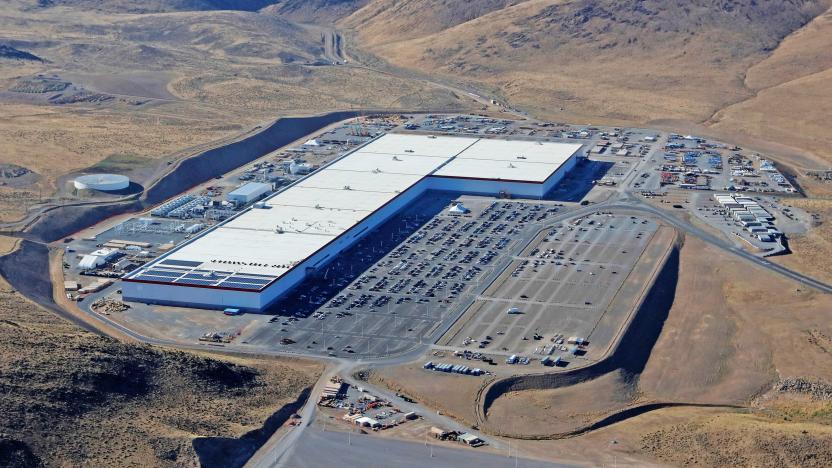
[37,0,281,13]
[341,0,832,169]
[0,265,321,467]
[38,0,367,18]
[0,0,470,221]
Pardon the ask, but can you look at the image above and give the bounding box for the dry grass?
[0,102,244,182]
[486,370,637,435]
[642,236,832,400]
[640,409,832,467]
[368,362,487,426]
[0,1,472,222]
[0,235,20,255]
[707,7,832,171]
[0,257,322,467]
[342,1,832,172]
[772,198,832,285]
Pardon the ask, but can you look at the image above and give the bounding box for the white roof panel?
[433,159,556,182]
[457,139,582,165]
[435,139,581,181]
[223,205,363,235]
[358,133,477,157]
[266,186,394,212]
[296,169,424,193]
[164,229,333,276]
[325,151,449,175]
[126,134,580,285]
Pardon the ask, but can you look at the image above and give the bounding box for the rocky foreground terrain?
[0,274,320,467]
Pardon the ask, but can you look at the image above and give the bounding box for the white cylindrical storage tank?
[74,173,130,191]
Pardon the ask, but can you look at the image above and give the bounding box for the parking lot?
[243,195,569,358]
[440,212,673,365]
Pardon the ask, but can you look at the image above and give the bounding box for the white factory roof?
[356,133,477,157]
[433,139,581,182]
[125,133,581,285]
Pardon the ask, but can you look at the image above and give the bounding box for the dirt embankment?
[0,239,103,335]
[477,241,680,437]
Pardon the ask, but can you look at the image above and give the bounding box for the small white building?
[289,161,314,175]
[448,202,470,215]
[354,416,381,428]
[458,433,485,447]
[226,182,271,205]
[77,248,118,270]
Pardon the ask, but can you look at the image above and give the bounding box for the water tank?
[74,173,129,191]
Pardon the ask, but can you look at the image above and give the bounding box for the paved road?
[268,427,569,468]
[246,363,341,468]
[612,194,832,294]
[246,356,507,468]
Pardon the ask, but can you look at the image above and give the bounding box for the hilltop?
[36,0,365,16]
[36,0,281,13]
[339,0,832,170]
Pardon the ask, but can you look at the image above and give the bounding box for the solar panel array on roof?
[129,263,277,290]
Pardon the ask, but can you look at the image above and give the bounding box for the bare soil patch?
[772,198,832,285]
[486,370,637,435]
[368,362,489,426]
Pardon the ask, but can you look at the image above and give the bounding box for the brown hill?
[38,0,366,17]
[708,6,832,173]
[262,0,367,24]
[37,0,282,13]
[341,0,832,168]
[0,270,320,467]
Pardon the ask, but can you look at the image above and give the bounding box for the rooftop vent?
[344,185,352,190]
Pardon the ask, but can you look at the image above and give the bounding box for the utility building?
[226,182,272,205]
[122,134,581,310]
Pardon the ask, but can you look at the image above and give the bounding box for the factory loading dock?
[122,134,581,311]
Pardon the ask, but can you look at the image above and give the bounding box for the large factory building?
[122,134,582,310]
